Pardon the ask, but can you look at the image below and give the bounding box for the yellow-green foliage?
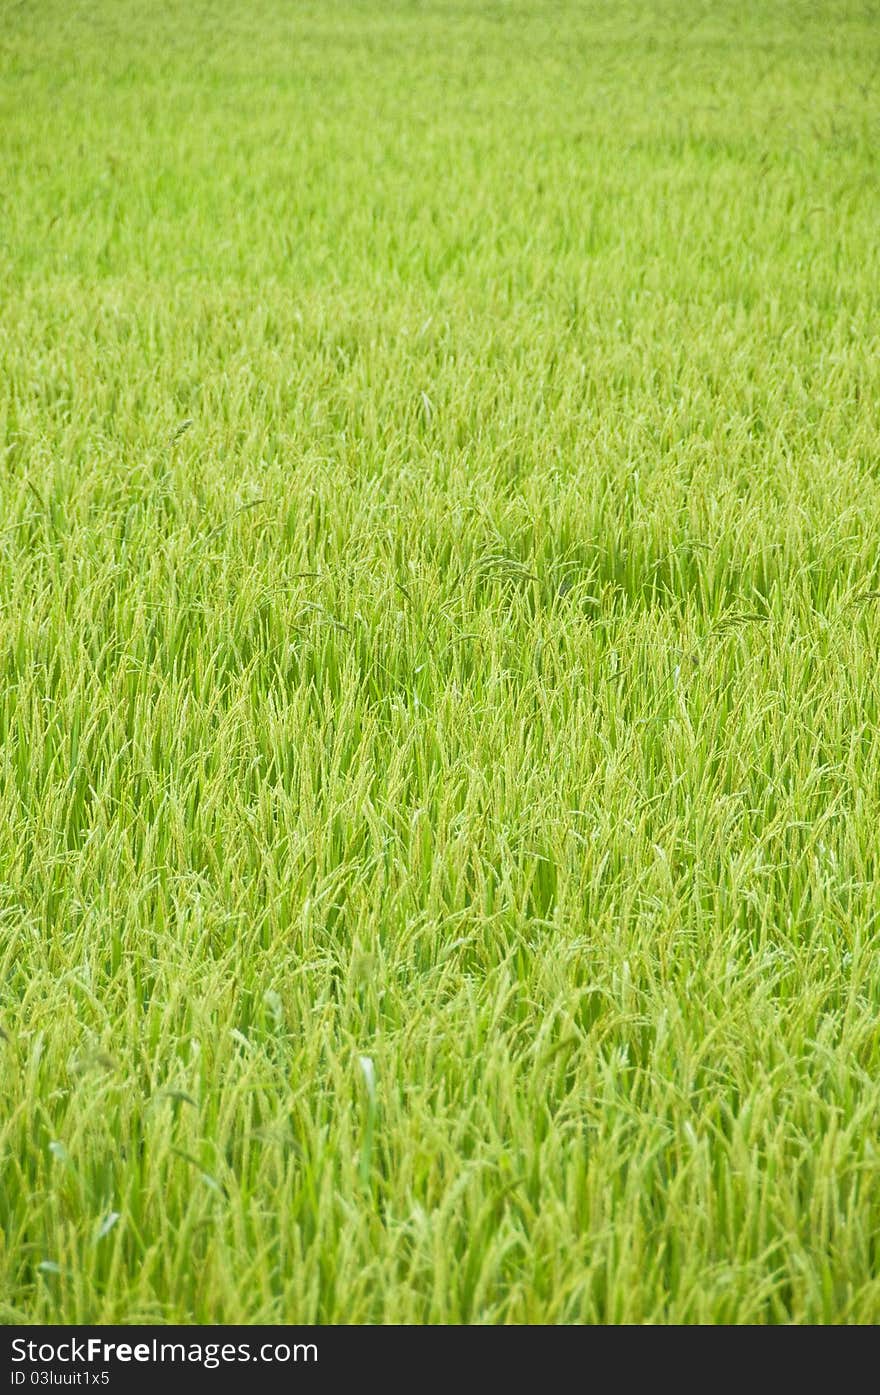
[1,0,880,1322]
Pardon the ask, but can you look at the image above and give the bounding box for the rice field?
[2,0,880,1323]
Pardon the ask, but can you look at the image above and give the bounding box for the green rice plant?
[1,0,880,1323]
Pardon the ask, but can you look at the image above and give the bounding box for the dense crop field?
[2,0,880,1324]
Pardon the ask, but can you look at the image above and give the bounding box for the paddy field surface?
[1,0,880,1322]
